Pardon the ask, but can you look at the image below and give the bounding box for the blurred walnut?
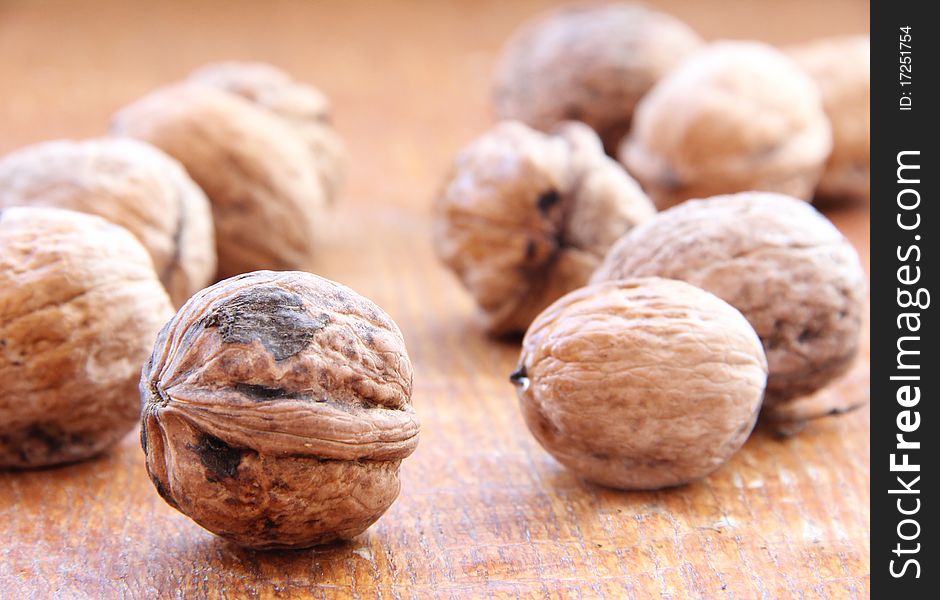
[433,121,655,335]
[592,192,865,422]
[512,278,767,489]
[112,81,326,279]
[493,2,702,153]
[141,270,419,550]
[0,207,174,468]
[0,138,215,306]
[789,36,870,204]
[189,61,346,204]
[619,41,832,209]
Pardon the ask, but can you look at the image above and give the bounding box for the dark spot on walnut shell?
[192,433,244,481]
[537,189,561,215]
[202,286,329,361]
[234,383,299,401]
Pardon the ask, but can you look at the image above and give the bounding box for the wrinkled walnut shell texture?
[112,82,326,280]
[514,278,767,490]
[433,121,655,335]
[619,41,832,209]
[493,2,702,153]
[0,207,174,468]
[0,137,216,306]
[592,193,865,420]
[789,36,870,203]
[189,61,346,204]
[141,271,418,549]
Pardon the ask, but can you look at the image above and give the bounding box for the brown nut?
[0,137,216,307]
[591,192,865,421]
[189,61,346,204]
[511,278,767,490]
[789,36,870,204]
[140,270,419,550]
[0,207,174,468]
[112,82,326,279]
[493,2,702,153]
[619,41,832,209]
[433,120,655,335]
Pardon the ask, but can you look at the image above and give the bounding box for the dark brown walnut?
[0,137,216,307]
[189,61,346,205]
[789,36,870,204]
[140,270,419,550]
[433,120,655,335]
[512,278,767,490]
[619,41,832,209]
[112,82,326,280]
[493,2,702,153]
[592,192,866,422]
[0,207,174,468]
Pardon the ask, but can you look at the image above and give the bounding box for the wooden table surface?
[0,1,870,598]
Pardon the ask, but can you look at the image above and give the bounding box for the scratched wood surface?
[0,1,870,598]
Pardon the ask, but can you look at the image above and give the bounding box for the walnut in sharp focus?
[591,192,866,422]
[789,36,870,204]
[0,137,216,307]
[0,207,174,468]
[493,2,702,153]
[512,278,767,490]
[433,120,655,335]
[619,41,832,209]
[112,80,327,279]
[189,61,346,204]
[141,270,419,550]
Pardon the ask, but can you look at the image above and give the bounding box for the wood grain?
[0,1,870,598]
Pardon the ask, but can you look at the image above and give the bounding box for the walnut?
[189,61,346,205]
[112,81,327,279]
[492,2,702,153]
[433,120,655,335]
[511,278,767,490]
[591,192,866,422]
[789,36,870,204]
[0,137,216,307]
[140,270,419,549]
[0,207,174,468]
[619,41,832,209]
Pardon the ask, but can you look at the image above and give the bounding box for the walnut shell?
[189,61,346,204]
[619,41,832,209]
[0,206,174,468]
[512,278,767,490]
[112,82,326,279]
[433,120,655,335]
[0,137,216,307]
[493,2,702,153]
[789,36,870,204]
[140,270,419,550]
[591,192,865,421]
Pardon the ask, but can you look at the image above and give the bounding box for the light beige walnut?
[493,2,702,153]
[0,138,216,307]
[433,121,655,335]
[189,61,346,204]
[112,82,326,279]
[512,278,767,490]
[619,41,832,209]
[592,192,866,422]
[789,36,870,203]
[141,270,419,550]
[0,207,174,468]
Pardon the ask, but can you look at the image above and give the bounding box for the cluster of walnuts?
[1,63,421,549]
[435,3,868,489]
[1,1,868,553]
